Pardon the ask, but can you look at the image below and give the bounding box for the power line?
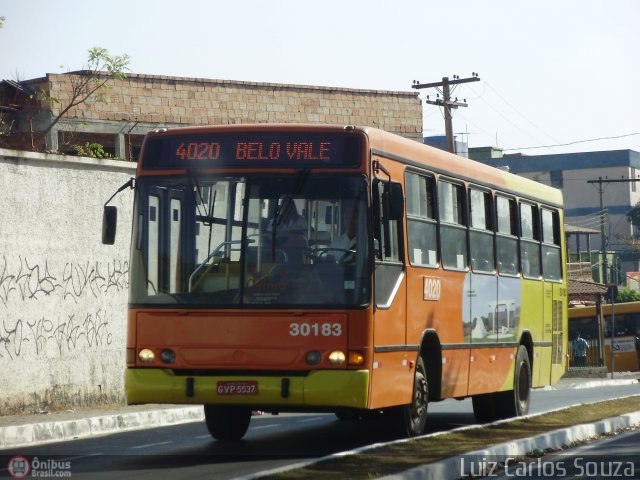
[503,132,640,151]
[482,81,562,146]
[467,84,554,152]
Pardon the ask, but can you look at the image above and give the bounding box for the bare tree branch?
[41,47,130,139]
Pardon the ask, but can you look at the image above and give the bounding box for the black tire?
[204,405,252,441]
[472,345,531,422]
[499,345,532,418]
[472,392,498,423]
[390,356,429,437]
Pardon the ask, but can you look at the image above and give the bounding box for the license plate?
[216,381,258,396]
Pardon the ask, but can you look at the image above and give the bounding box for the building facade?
[470,147,640,283]
[0,72,423,159]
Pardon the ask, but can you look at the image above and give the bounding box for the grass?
[266,395,640,479]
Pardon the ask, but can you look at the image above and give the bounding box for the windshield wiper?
[189,238,255,291]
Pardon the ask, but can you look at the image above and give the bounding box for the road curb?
[0,406,204,450]
[236,393,640,480]
[553,378,638,390]
[381,411,640,480]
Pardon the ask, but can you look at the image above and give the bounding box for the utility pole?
[588,177,609,285]
[412,73,480,153]
[586,176,640,285]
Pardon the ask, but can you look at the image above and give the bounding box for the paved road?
[1,383,638,479]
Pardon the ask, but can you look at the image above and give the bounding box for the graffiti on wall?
[0,256,128,359]
[0,256,128,306]
[0,310,114,359]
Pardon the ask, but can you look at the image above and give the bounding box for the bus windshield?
[129,173,371,307]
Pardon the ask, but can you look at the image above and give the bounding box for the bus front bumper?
[125,368,369,409]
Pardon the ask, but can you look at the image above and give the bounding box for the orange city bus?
[103,124,567,440]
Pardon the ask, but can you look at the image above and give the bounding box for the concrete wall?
[0,148,135,414]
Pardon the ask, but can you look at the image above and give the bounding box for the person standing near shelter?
[573,332,589,367]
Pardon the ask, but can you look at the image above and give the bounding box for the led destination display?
[141,131,363,169]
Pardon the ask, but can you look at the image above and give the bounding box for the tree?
[626,203,640,227]
[41,47,130,140]
[0,16,6,28]
[615,287,640,303]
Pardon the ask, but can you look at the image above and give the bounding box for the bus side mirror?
[388,183,404,220]
[102,206,118,245]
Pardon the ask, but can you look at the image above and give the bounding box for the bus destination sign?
[141,132,363,169]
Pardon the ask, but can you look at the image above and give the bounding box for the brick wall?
[46,72,423,139]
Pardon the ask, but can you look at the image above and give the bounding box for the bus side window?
[541,208,562,281]
[438,180,467,270]
[405,171,438,267]
[469,188,494,272]
[496,195,518,275]
[373,180,402,262]
[520,202,541,278]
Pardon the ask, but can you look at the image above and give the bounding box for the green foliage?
[42,47,131,139]
[615,287,640,303]
[0,16,5,28]
[626,204,640,226]
[88,47,130,80]
[73,142,113,159]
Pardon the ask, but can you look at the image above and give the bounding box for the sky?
[1,0,639,155]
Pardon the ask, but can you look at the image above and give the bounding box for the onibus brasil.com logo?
[7,456,71,478]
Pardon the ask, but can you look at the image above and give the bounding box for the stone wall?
[0,148,135,414]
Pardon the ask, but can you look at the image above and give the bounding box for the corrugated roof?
[568,279,607,296]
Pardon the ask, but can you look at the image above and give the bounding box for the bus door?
[369,179,412,409]
[541,208,566,384]
[142,185,188,296]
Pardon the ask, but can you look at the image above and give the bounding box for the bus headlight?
[328,351,346,365]
[305,350,321,365]
[138,348,155,363]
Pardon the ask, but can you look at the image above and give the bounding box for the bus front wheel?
[389,355,429,437]
[204,405,252,441]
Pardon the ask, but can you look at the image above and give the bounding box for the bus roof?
[362,126,563,207]
[140,123,563,207]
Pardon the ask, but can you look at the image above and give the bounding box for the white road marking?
[131,441,172,449]
[252,424,279,430]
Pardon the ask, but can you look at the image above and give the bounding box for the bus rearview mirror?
[102,206,118,245]
[388,183,404,220]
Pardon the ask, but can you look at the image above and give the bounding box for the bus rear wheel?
[204,405,252,441]
[498,345,531,417]
[472,345,531,423]
[471,393,498,423]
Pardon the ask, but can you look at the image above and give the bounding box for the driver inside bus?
[267,197,309,264]
[268,197,307,235]
[330,201,358,254]
[328,200,379,262]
